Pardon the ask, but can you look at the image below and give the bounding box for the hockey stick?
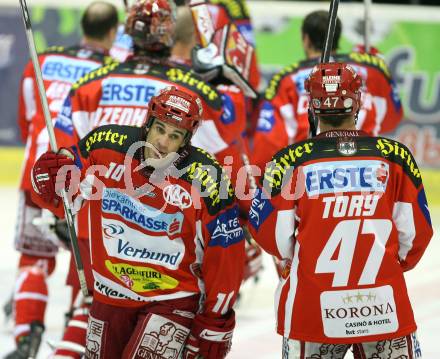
[18,0,89,298]
[364,0,372,53]
[320,0,340,64]
[309,0,341,137]
[122,0,129,12]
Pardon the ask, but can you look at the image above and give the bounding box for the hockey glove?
[31,149,75,206]
[183,311,235,359]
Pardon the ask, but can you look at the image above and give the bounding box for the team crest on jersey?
[163,184,192,209]
[134,63,150,75]
[337,137,357,156]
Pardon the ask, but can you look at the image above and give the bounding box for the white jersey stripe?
[67,320,88,330]
[14,292,48,302]
[14,324,31,337]
[275,209,295,259]
[55,340,85,354]
[283,242,300,338]
[393,201,416,261]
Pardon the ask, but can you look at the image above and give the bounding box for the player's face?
[144,119,187,160]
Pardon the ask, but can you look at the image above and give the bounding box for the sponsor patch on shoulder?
[256,101,275,132]
[249,187,274,230]
[207,205,244,248]
[54,97,73,135]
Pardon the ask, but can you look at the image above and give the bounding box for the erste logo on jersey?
[102,218,185,270]
[207,205,244,248]
[41,55,100,83]
[163,184,192,209]
[102,189,184,235]
[303,160,389,197]
[100,77,169,106]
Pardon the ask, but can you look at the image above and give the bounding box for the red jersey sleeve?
[387,146,433,271]
[189,150,246,318]
[248,185,296,261]
[17,61,36,143]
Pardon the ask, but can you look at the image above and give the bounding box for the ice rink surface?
[0,187,438,358]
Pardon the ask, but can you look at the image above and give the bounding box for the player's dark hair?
[319,114,353,128]
[301,10,342,52]
[81,1,119,40]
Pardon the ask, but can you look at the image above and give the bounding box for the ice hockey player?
[252,10,403,175]
[31,87,245,358]
[50,0,252,356]
[170,2,264,287]
[5,3,118,358]
[248,62,433,358]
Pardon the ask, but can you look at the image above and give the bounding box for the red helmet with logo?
[305,62,362,117]
[125,0,176,52]
[145,86,203,136]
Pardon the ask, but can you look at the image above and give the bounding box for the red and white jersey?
[54,60,249,217]
[252,52,403,174]
[33,124,245,314]
[17,45,111,191]
[248,130,433,343]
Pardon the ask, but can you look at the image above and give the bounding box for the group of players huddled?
[6,0,433,358]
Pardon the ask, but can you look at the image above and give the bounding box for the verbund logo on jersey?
[100,77,169,106]
[102,219,185,270]
[304,160,389,197]
[102,188,184,235]
[41,55,100,83]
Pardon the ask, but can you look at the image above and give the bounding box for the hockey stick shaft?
[122,0,129,11]
[18,0,89,298]
[321,0,340,63]
[364,0,372,52]
[310,0,340,137]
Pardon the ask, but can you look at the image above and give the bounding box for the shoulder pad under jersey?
[177,146,235,215]
[264,62,300,101]
[375,137,422,187]
[78,124,141,159]
[163,66,223,111]
[41,45,113,64]
[41,46,66,55]
[337,52,392,80]
[263,138,315,195]
[71,61,120,91]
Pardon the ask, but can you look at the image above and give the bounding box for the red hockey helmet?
[145,86,203,137]
[125,0,176,52]
[305,62,362,117]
